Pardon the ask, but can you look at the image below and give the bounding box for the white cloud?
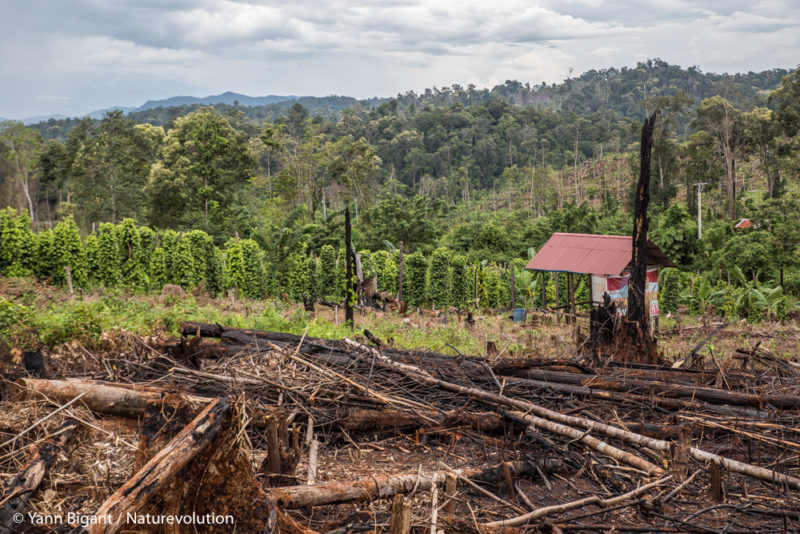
[0,0,798,119]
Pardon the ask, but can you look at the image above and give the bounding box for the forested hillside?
[2,59,800,321]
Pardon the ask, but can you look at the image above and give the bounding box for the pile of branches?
[2,322,800,533]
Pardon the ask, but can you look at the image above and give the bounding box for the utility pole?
[694,183,707,239]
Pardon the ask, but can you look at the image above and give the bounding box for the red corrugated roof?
[525,233,675,276]
[734,219,752,229]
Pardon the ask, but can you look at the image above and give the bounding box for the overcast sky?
[1,0,798,120]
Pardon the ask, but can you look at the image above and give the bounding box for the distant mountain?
[135,92,299,112]
[17,114,70,125]
[85,106,138,120]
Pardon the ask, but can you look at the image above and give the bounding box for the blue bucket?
[512,308,526,323]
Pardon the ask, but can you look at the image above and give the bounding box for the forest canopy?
[1,59,799,314]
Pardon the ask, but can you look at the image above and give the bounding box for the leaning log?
[76,398,230,534]
[0,424,76,534]
[268,459,561,509]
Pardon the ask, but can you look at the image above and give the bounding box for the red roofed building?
[526,233,675,316]
[525,233,675,276]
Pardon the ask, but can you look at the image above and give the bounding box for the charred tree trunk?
[622,113,658,364]
[77,398,230,534]
[0,424,76,533]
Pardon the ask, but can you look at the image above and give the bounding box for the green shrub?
[171,236,197,289]
[783,269,800,298]
[450,254,471,308]
[206,246,224,296]
[484,263,504,308]
[84,234,100,284]
[0,298,30,342]
[34,229,57,278]
[184,230,218,292]
[376,251,398,294]
[225,239,265,299]
[426,247,452,308]
[358,250,376,281]
[138,226,157,257]
[286,243,312,301]
[317,245,337,299]
[53,217,86,287]
[404,252,428,307]
[0,208,36,277]
[149,247,168,290]
[95,223,120,287]
[117,219,147,290]
[659,268,682,314]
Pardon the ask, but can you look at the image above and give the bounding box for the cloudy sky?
[1,0,798,120]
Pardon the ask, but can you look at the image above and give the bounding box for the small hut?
[525,233,675,320]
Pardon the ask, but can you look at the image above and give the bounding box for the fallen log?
[342,338,800,491]
[76,397,230,534]
[325,407,507,433]
[0,423,76,534]
[501,375,775,419]
[13,378,211,418]
[268,459,561,509]
[508,367,800,409]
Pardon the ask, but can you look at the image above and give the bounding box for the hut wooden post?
[540,271,546,311]
[553,273,560,323]
[567,272,575,325]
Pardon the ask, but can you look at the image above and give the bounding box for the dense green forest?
[1,59,800,321]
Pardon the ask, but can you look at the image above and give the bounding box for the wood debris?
[1,322,799,532]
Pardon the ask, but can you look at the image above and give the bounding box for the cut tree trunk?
[13,378,211,417]
[76,398,230,534]
[268,459,561,509]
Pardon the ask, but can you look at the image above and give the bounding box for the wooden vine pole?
[342,338,800,491]
[345,206,355,326]
[75,398,230,534]
[397,241,404,304]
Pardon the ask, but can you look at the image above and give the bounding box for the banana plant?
[683,276,726,316]
[513,266,539,308]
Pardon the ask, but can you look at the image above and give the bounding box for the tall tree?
[693,96,744,220]
[743,107,782,198]
[71,111,162,227]
[648,92,693,206]
[0,122,44,222]
[146,107,253,231]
